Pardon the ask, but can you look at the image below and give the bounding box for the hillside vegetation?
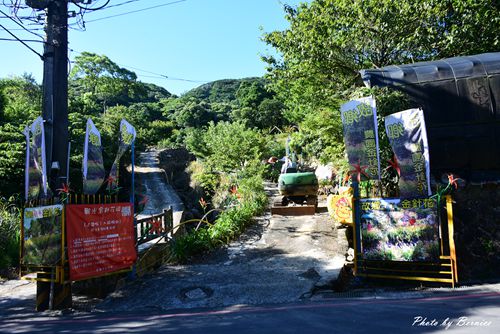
[2,0,499,271]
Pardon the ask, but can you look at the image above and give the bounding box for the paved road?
[1,290,499,333]
[135,149,184,228]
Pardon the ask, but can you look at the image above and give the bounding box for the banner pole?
[131,141,135,206]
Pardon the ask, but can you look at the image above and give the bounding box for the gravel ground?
[96,183,347,312]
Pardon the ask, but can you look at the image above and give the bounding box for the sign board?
[359,198,439,262]
[23,205,63,266]
[66,203,137,281]
[340,96,381,180]
[327,194,353,225]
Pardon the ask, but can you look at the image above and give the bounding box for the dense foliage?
[262,0,500,170]
[2,0,498,268]
[0,197,20,272]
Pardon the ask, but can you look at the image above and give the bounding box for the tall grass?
[172,175,267,262]
[0,197,21,272]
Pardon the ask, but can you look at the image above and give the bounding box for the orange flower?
[56,183,71,194]
[386,156,401,177]
[447,174,459,189]
[106,175,116,186]
[139,195,149,205]
[199,197,207,210]
[349,163,369,183]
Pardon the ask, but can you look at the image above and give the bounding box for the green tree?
[262,0,500,169]
[171,98,216,128]
[0,75,41,196]
[70,52,147,113]
[188,121,267,173]
[235,80,272,109]
[263,0,500,122]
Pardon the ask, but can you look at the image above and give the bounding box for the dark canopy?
[361,52,500,182]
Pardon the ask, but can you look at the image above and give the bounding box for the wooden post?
[446,195,458,284]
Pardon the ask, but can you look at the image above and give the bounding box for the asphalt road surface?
[1,290,499,334]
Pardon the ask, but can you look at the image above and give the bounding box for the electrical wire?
[69,49,207,84]
[0,37,43,43]
[83,0,187,23]
[0,22,43,59]
[71,0,110,11]
[99,0,142,10]
[0,8,44,39]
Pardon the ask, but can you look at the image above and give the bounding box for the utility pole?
[42,0,69,192]
[26,0,71,311]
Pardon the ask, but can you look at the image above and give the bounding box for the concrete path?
[96,184,347,311]
[135,149,184,228]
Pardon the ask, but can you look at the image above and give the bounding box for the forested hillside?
[0,52,288,199]
[2,0,499,273]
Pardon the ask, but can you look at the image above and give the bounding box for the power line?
[0,8,44,39]
[114,62,207,83]
[69,49,207,83]
[0,37,43,43]
[71,0,110,11]
[100,0,142,10]
[83,0,187,23]
[0,22,43,59]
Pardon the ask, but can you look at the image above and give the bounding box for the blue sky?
[0,0,307,95]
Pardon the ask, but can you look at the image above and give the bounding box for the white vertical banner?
[24,126,30,201]
[385,108,431,197]
[25,117,49,199]
[340,96,381,181]
[82,118,105,194]
[108,119,136,191]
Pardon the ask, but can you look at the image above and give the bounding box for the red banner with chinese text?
[66,203,137,281]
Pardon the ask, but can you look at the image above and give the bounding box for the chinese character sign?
[83,119,105,195]
[108,119,136,191]
[385,108,431,197]
[359,198,439,262]
[23,205,63,265]
[66,203,137,281]
[340,97,381,180]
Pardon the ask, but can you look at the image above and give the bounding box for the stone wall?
[452,184,500,281]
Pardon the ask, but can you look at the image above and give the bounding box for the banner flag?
[340,96,381,180]
[25,117,49,199]
[108,119,136,191]
[66,203,137,281]
[24,126,30,201]
[82,119,105,194]
[22,205,63,266]
[385,108,431,197]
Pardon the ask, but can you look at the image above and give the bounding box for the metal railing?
[135,208,173,245]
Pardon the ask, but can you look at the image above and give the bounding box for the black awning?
[360,52,500,88]
[360,52,500,181]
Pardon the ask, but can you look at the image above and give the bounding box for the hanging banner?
[340,96,381,180]
[83,119,105,194]
[359,198,439,262]
[66,203,137,281]
[385,108,431,197]
[25,117,49,199]
[108,119,136,191]
[24,126,30,201]
[22,205,63,266]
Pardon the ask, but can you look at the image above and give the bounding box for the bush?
[171,174,267,262]
[0,197,21,271]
